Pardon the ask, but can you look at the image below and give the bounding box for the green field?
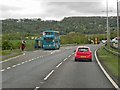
[97,47,118,79]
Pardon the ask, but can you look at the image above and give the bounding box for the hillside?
[2,16,117,35]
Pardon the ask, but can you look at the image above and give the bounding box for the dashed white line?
[17,63,21,66]
[24,61,28,63]
[44,70,54,81]
[68,55,71,58]
[29,59,32,62]
[32,59,34,61]
[37,57,39,59]
[12,65,16,68]
[6,67,11,70]
[1,69,5,72]
[21,62,25,64]
[56,62,63,68]
[34,87,40,90]
[63,58,68,61]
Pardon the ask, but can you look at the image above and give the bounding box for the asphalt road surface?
[2,44,115,89]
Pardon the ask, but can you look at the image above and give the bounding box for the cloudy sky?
[0,0,120,21]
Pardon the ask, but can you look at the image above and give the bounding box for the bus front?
[42,36,56,49]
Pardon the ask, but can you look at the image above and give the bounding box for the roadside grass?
[97,46,118,79]
[0,40,35,61]
[106,45,119,52]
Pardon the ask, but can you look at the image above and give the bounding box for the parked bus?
[42,30,60,50]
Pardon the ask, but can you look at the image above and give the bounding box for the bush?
[2,40,13,50]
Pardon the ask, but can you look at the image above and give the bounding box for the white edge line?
[44,70,54,81]
[0,53,25,63]
[95,49,119,89]
[56,62,63,68]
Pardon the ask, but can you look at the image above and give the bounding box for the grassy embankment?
[97,46,119,82]
[1,40,35,61]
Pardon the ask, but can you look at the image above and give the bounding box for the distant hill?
[2,16,117,35]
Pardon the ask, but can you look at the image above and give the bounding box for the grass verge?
[97,46,119,83]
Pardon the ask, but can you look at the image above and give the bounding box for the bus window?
[44,38,53,42]
[45,32,53,35]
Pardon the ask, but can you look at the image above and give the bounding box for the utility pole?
[117,0,120,50]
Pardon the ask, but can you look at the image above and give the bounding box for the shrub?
[2,40,13,50]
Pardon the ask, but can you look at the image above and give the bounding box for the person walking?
[21,40,26,51]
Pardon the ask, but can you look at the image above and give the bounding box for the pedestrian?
[21,40,26,51]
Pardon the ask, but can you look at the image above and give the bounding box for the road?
[2,44,115,89]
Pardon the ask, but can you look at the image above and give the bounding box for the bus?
[42,30,60,50]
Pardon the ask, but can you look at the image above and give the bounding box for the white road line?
[12,65,16,68]
[17,63,21,66]
[21,62,25,64]
[32,59,34,61]
[95,49,119,89]
[24,61,28,63]
[0,53,25,63]
[6,67,11,70]
[37,57,39,59]
[44,70,54,81]
[56,62,63,68]
[29,59,32,62]
[63,58,67,61]
[1,69,5,72]
[34,87,40,90]
[68,55,71,58]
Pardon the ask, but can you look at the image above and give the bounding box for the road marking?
[37,57,39,59]
[17,63,21,66]
[32,59,34,61]
[34,87,40,90]
[6,67,11,70]
[29,59,32,62]
[63,58,67,61]
[44,70,54,81]
[56,62,62,68]
[1,69,5,72]
[21,62,25,64]
[0,53,25,63]
[68,55,71,58]
[12,65,16,68]
[24,61,28,63]
[95,49,119,89]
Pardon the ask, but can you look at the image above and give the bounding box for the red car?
[74,46,92,62]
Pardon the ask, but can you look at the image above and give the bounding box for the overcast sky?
[0,0,120,21]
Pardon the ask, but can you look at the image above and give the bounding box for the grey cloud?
[1,5,22,12]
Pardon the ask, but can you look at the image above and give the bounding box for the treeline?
[2,16,117,35]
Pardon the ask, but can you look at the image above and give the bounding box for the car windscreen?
[78,48,89,52]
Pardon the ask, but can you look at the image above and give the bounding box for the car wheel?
[75,58,77,62]
[89,59,92,62]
